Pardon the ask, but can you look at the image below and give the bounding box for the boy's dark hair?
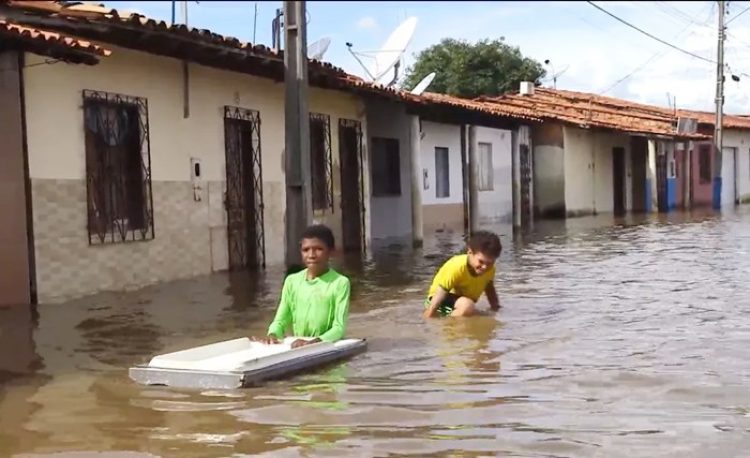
[301,224,335,249]
[467,230,502,258]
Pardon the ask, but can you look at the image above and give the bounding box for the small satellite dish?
[372,16,418,82]
[347,16,418,85]
[410,72,436,95]
[308,37,331,61]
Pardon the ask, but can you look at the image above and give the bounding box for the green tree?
[404,38,546,98]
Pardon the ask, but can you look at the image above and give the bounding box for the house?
[0,0,537,305]
[0,1,395,304]
[476,86,750,219]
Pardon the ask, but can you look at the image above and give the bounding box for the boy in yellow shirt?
[423,230,501,318]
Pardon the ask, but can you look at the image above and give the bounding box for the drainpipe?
[409,115,423,246]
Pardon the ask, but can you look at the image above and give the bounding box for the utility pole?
[713,0,725,209]
[283,0,312,268]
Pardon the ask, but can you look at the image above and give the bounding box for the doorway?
[519,144,532,226]
[656,148,667,212]
[722,146,737,207]
[612,147,625,215]
[224,106,265,270]
[338,119,365,252]
[630,137,647,213]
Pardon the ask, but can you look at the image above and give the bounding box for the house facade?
[21,44,372,303]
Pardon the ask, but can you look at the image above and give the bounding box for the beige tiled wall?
[31,179,221,303]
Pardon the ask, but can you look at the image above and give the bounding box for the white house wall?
[563,126,626,216]
[722,129,750,204]
[532,123,565,217]
[23,47,363,303]
[474,126,513,225]
[365,99,413,244]
[419,121,463,230]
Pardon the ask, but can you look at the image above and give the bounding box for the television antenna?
[308,37,331,60]
[346,16,418,86]
[410,72,436,95]
[543,59,569,89]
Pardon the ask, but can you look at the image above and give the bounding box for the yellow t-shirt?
[427,254,496,302]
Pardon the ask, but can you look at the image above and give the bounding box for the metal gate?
[224,106,265,270]
[338,119,366,252]
[519,144,532,226]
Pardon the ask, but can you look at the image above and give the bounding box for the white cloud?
[356,16,378,30]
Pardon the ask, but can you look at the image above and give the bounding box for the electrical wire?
[598,2,716,94]
[727,4,750,24]
[587,1,715,64]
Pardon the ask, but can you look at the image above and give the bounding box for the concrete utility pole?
[283,0,312,267]
[713,0,725,209]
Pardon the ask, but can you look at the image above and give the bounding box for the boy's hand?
[291,338,321,349]
[253,335,280,345]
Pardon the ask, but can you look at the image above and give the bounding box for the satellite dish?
[372,16,418,82]
[308,37,331,61]
[346,16,418,84]
[410,72,436,95]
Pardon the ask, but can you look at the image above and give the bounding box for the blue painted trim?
[645,178,652,213]
[712,177,722,209]
[666,178,677,211]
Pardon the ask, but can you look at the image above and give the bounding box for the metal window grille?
[83,89,154,245]
[224,106,266,269]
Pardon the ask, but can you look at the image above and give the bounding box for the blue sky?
[103,1,750,113]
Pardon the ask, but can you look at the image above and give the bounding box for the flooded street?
[3,209,750,457]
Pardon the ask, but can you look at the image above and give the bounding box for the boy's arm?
[424,286,449,318]
[267,278,293,339]
[485,280,500,310]
[319,278,351,342]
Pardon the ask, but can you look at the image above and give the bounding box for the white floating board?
[129,337,367,390]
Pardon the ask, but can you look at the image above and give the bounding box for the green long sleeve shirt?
[267,268,351,342]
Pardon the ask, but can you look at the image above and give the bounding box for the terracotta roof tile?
[477,88,712,139]
[3,1,744,137]
[0,19,111,66]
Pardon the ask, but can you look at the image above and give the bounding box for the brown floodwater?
[3,208,750,457]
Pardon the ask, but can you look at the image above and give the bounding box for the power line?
[727,4,750,25]
[586,1,715,64]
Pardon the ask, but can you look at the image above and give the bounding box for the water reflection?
[3,208,750,457]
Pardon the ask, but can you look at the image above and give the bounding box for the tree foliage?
[404,38,546,98]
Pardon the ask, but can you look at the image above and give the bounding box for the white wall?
[419,121,463,205]
[563,126,627,216]
[474,126,513,224]
[366,99,413,242]
[532,123,565,217]
[22,47,365,301]
[723,129,750,204]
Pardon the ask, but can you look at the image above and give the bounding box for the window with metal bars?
[309,113,333,211]
[83,90,154,245]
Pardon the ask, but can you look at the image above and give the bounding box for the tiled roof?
[0,18,110,64]
[478,88,705,138]
[2,1,746,137]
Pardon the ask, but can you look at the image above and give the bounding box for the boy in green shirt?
[423,230,502,318]
[256,225,351,348]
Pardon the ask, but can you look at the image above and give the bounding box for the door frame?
[338,118,366,253]
[223,105,265,270]
[612,146,626,215]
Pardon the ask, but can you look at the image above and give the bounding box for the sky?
[102,1,750,113]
